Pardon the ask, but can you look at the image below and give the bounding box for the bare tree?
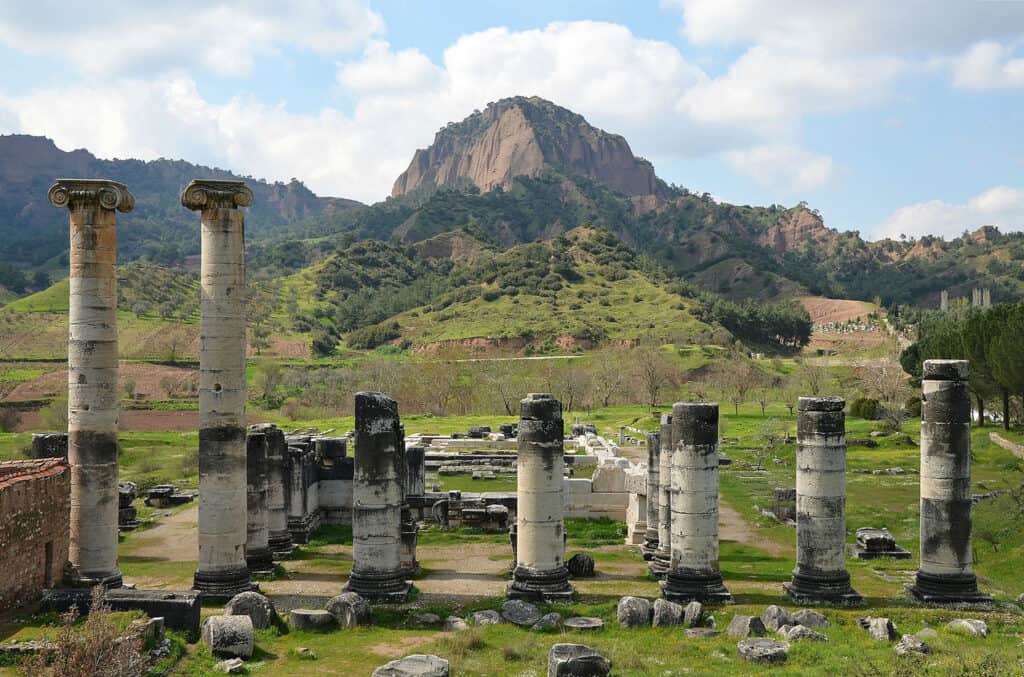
[590,349,625,408]
[799,359,832,397]
[478,359,525,415]
[857,354,913,431]
[631,345,675,408]
[722,360,758,415]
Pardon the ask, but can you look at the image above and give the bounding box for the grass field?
[1,403,1022,675]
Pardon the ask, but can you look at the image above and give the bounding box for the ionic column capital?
[181,179,254,211]
[48,179,135,213]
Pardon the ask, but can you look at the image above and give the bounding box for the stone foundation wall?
[0,459,70,612]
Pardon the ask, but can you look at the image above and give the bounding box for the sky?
[0,0,1022,241]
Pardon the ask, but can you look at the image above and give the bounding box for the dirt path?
[719,500,788,557]
[124,504,198,561]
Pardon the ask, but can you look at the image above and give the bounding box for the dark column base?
[784,568,863,605]
[268,530,294,559]
[246,548,276,575]
[68,570,123,589]
[907,571,992,605]
[344,570,412,603]
[193,565,256,601]
[661,568,732,604]
[649,547,671,578]
[641,532,659,561]
[288,516,314,544]
[400,518,419,577]
[507,565,575,602]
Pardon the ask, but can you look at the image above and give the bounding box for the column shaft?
[53,180,132,589]
[662,402,730,603]
[909,360,990,603]
[185,180,253,598]
[651,415,673,576]
[508,393,574,601]
[785,397,861,604]
[345,392,411,601]
[263,425,293,557]
[642,431,660,559]
[245,429,273,573]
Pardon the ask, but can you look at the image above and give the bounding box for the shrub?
[346,322,400,350]
[850,397,879,420]
[19,587,144,677]
[904,395,922,418]
[39,398,69,430]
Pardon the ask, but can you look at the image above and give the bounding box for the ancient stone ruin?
[908,360,991,604]
[661,402,731,603]
[345,392,412,602]
[508,393,574,601]
[650,414,673,577]
[784,397,862,604]
[641,430,660,560]
[245,428,273,574]
[49,178,135,588]
[182,179,255,598]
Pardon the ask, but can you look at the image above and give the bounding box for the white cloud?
[723,144,834,192]
[874,186,1024,241]
[950,41,1024,90]
[0,1,383,77]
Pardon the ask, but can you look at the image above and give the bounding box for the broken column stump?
[508,393,574,602]
[908,360,991,604]
[661,402,731,604]
[785,397,862,604]
[641,431,660,560]
[345,392,411,602]
[650,414,673,577]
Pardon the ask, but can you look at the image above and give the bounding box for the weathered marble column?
[508,393,574,601]
[183,179,254,597]
[641,431,660,560]
[262,424,294,558]
[49,179,134,588]
[662,403,731,603]
[650,414,673,577]
[345,392,411,601]
[245,428,273,573]
[908,360,991,603]
[405,446,426,497]
[784,397,861,604]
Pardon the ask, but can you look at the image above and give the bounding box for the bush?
[904,395,922,418]
[850,397,879,420]
[311,328,338,357]
[346,322,400,350]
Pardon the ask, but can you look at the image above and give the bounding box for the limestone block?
[202,615,254,659]
[289,609,335,631]
[616,596,651,628]
[372,654,450,677]
[326,592,372,628]
[737,638,789,664]
[547,643,611,677]
[224,591,276,630]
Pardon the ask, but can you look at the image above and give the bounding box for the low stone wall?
[0,459,70,613]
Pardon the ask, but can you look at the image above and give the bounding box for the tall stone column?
[662,403,731,603]
[345,392,411,601]
[261,424,293,558]
[245,428,273,573]
[508,393,574,601]
[49,179,134,588]
[641,431,660,560]
[650,414,673,577]
[405,446,426,497]
[182,179,254,598]
[909,360,991,603]
[784,397,861,604]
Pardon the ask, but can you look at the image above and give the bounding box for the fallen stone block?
[652,599,683,627]
[372,654,450,677]
[202,615,254,659]
[501,599,542,627]
[289,609,335,631]
[40,588,200,635]
[946,619,988,637]
[737,638,789,664]
[326,592,372,628]
[547,643,612,677]
[469,610,502,626]
[616,596,651,628]
[792,609,829,629]
[532,612,563,632]
[563,617,603,631]
[224,591,276,630]
[858,617,897,641]
[761,605,795,632]
[895,634,929,656]
[567,553,596,578]
[727,615,766,638]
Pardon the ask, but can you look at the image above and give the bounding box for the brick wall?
[0,459,70,612]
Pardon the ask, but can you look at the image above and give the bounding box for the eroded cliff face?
[391,96,661,198]
[759,208,835,254]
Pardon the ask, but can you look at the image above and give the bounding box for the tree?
[857,354,912,431]
[722,360,758,415]
[631,346,675,409]
[590,349,625,408]
[478,359,525,415]
[250,320,271,356]
[254,361,284,407]
[798,360,831,397]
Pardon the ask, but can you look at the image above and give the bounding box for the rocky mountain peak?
[391,96,664,199]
